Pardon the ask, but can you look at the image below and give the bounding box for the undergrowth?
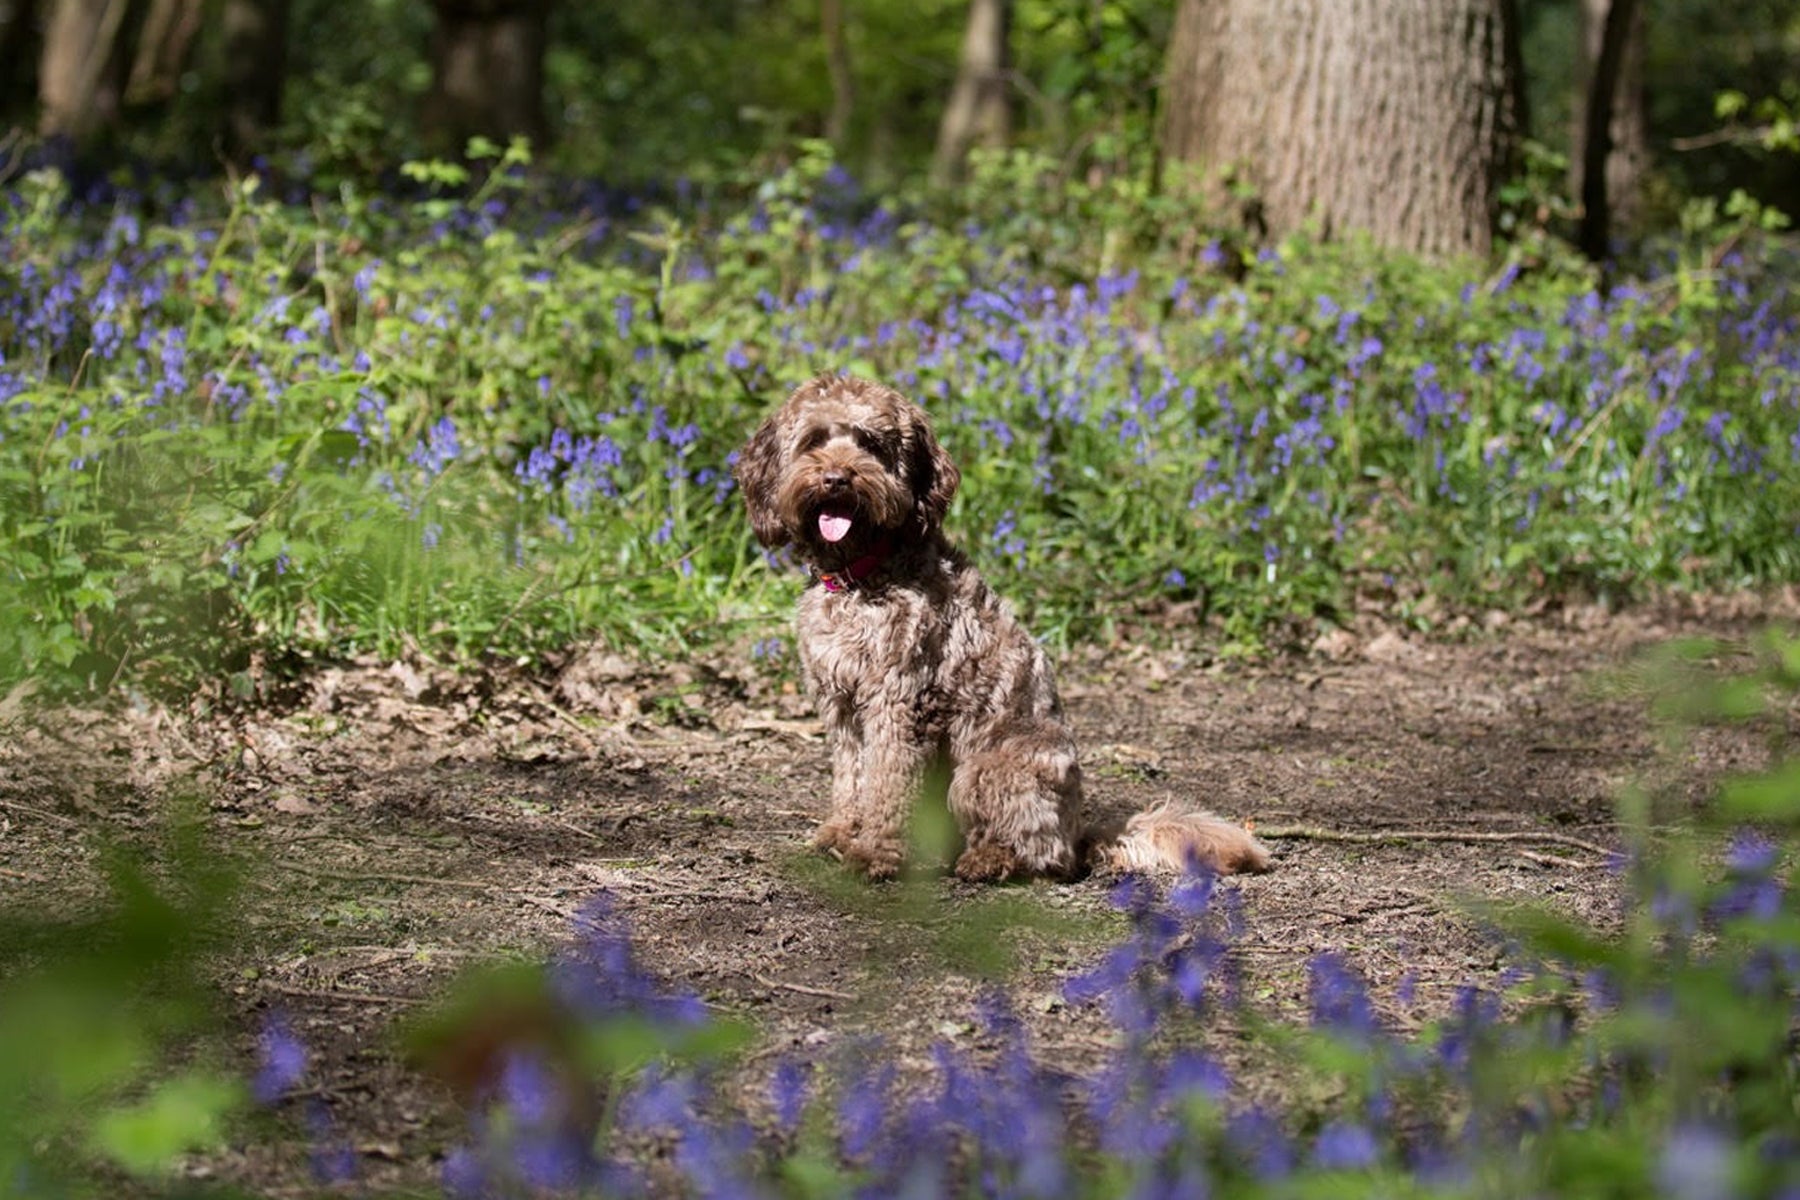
[2,142,1797,696]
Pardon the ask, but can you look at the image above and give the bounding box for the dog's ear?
[735,413,790,547]
[909,416,961,535]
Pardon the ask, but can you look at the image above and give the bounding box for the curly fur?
[737,373,1270,882]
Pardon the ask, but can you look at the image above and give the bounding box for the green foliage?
[2,147,1798,695]
[1463,628,1800,1196]
[0,812,245,1189]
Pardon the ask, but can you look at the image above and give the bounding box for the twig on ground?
[1518,849,1606,870]
[1257,824,1612,859]
[0,866,47,882]
[518,893,578,920]
[0,797,78,828]
[751,972,856,1001]
[261,983,423,1006]
[270,861,497,891]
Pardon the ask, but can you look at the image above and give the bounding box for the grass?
[3,143,1798,699]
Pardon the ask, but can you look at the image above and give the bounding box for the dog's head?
[735,374,960,565]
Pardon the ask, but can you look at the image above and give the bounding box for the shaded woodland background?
[1,0,1796,259]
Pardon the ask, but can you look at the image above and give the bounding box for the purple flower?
[1724,830,1777,875]
[769,1058,812,1136]
[1713,830,1782,922]
[304,1101,357,1184]
[1307,953,1378,1039]
[1158,1049,1228,1103]
[441,1145,487,1198]
[252,1015,307,1103]
[551,893,709,1026]
[838,1061,894,1160]
[1649,405,1686,442]
[1230,1106,1294,1179]
[498,1052,559,1127]
[512,1129,588,1191]
[1657,1123,1736,1200]
[1313,1120,1379,1170]
[409,415,461,477]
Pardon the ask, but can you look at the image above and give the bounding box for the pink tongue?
[819,511,854,543]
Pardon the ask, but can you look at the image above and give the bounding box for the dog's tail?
[1086,803,1271,875]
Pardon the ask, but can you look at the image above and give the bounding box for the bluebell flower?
[498,1051,559,1127]
[511,1129,589,1191]
[838,1061,894,1160]
[409,416,461,477]
[769,1058,811,1136]
[1713,830,1782,922]
[304,1100,357,1183]
[440,1145,488,1198]
[1159,1050,1228,1104]
[1649,405,1686,443]
[1308,952,1378,1039]
[1657,1123,1736,1200]
[621,1064,700,1133]
[1313,1120,1379,1169]
[252,1015,307,1103]
[1206,1107,1283,1183]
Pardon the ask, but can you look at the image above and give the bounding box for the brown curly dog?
[736,372,1271,882]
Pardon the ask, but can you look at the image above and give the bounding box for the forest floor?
[3,592,1795,1195]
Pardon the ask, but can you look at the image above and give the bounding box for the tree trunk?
[423,0,549,155]
[1572,0,1648,255]
[37,0,140,142]
[122,0,201,106]
[931,0,1011,186]
[1160,0,1522,259]
[820,0,853,149]
[219,0,289,160]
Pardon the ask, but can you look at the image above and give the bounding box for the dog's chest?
[796,588,939,701]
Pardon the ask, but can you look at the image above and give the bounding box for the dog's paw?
[954,844,1022,883]
[811,820,856,856]
[844,839,903,881]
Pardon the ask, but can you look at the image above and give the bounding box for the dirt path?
[0,599,1789,1193]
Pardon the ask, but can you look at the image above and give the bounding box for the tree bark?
[1572,0,1648,255]
[122,0,201,106]
[820,0,853,149]
[931,0,1011,186]
[1160,0,1522,259]
[423,0,549,155]
[219,0,289,160]
[37,0,140,142]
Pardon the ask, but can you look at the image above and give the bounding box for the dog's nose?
[821,469,851,492]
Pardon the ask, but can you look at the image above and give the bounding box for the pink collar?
[817,539,895,592]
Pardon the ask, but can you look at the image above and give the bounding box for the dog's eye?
[796,428,829,454]
[851,427,893,462]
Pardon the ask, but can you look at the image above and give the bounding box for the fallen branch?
[1257,824,1613,859]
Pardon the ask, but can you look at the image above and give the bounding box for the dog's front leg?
[810,695,865,859]
[835,705,930,881]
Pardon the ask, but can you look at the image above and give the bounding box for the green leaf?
[89,1072,243,1176]
[1718,761,1800,823]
